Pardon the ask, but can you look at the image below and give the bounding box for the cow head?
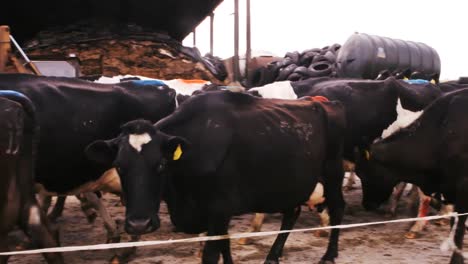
[354,147,400,211]
[85,119,189,235]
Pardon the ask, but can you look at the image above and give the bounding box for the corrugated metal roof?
[1,0,223,44]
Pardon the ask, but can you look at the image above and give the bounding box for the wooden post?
[0,25,11,72]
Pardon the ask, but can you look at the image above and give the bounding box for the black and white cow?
[0,91,63,264]
[0,73,177,243]
[86,90,347,264]
[355,88,468,264]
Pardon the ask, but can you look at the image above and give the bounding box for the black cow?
[0,73,177,243]
[355,88,468,264]
[292,77,443,161]
[86,91,347,264]
[0,91,63,263]
[246,77,445,237]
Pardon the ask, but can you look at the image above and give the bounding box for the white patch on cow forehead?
[28,206,41,226]
[129,133,152,152]
[381,99,423,139]
[250,81,297,99]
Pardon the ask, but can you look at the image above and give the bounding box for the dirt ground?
[7,175,467,264]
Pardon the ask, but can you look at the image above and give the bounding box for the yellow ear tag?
[403,77,409,81]
[430,79,436,84]
[364,150,370,160]
[173,144,183,161]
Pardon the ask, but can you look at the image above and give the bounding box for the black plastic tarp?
[1,0,223,44]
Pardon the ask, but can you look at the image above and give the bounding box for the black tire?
[248,67,275,87]
[312,55,329,63]
[287,73,302,81]
[299,51,318,66]
[293,66,310,76]
[308,61,333,77]
[276,64,298,81]
[285,51,301,65]
[323,51,336,63]
[327,43,342,54]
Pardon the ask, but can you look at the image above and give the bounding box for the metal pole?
[192,30,196,47]
[233,0,240,82]
[0,25,11,72]
[245,0,251,81]
[9,34,41,75]
[209,12,214,55]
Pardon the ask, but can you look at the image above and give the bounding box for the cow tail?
[0,91,39,168]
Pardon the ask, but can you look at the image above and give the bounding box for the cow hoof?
[237,237,252,245]
[106,235,121,244]
[109,255,120,264]
[86,211,98,224]
[404,231,419,239]
[314,230,329,238]
[264,260,279,264]
[449,251,464,264]
[317,260,335,264]
[434,218,450,226]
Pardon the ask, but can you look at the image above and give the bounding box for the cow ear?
[85,138,119,165]
[163,136,190,161]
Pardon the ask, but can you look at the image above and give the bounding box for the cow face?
[85,119,189,235]
[354,149,399,211]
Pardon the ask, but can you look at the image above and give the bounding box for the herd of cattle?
[0,73,467,264]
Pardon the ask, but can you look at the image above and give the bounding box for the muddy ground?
[8,175,467,264]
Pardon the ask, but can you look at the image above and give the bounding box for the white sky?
[183,0,468,80]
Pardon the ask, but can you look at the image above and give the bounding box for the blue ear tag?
[132,80,167,86]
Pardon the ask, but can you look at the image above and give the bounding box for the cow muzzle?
[125,216,160,235]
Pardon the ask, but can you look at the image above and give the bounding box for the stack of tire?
[247,44,340,88]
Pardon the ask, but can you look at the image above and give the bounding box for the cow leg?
[320,159,345,264]
[405,188,431,239]
[385,182,407,216]
[0,234,10,264]
[76,193,98,224]
[36,193,52,213]
[449,181,467,264]
[202,216,232,264]
[314,207,330,238]
[20,203,64,264]
[343,171,356,191]
[47,196,66,222]
[264,206,301,264]
[238,213,265,245]
[78,192,120,243]
[435,204,454,226]
[342,160,356,191]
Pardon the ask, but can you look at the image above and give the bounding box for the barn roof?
[1,0,223,44]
